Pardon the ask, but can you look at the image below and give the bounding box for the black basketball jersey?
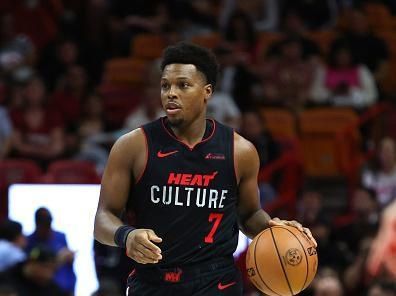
[128,117,239,268]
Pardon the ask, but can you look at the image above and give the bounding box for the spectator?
[27,208,76,296]
[297,190,348,271]
[333,186,379,255]
[222,10,260,64]
[123,60,165,131]
[368,281,396,296]
[9,0,63,50]
[0,219,26,272]
[310,44,378,108]
[281,0,338,30]
[213,45,259,112]
[362,137,396,208]
[367,199,396,279]
[239,110,281,206]
[313,269,344,296]
[207,91,241,129]
[74,93,109,174]
[0,106,12,159]
[10,75,65,168]
[108,0,169,56]
[219,0,280,32]
[331,9,389,82]
[261,37,315,109]
[266,16,321,65]
[38,38,81,91]
[0,13,35,74]
[0,245,68,296]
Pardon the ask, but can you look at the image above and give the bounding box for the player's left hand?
[269,218,317,247]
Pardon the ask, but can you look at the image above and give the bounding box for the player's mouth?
[165,102,182,115]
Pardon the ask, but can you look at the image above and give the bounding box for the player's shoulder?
[233,131,258,158]
[110,128,146,161]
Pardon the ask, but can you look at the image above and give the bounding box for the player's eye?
[180,82,189,88]
[161,83,169,90]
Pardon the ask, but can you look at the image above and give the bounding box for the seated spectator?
[207,91,241,129]
[368,281,396,296]
[123,83,164,132]
[297,190,347,271]
[38,38,81,91]
[0,13,35,74]
[261,37,315,110]
[27,208,76,296]
[9,0,63,50]
[0,106,12,159]
[74,93,109,174]
[362,137,396,208]
[222,10,260,63]
[214,45,259,112]
[0,245,68,296]
[281,0,338,30]
[239,110,281,206]
[333,186,379,255]
[108,0,170,56]
[331,9,389,83]
[0,219,26,272]
[10,76,65,168]
[313,268,344,296]
[123,61,165,131]
[51,64,91,132]
[265,11,321,65]
[219,0,280,32]
[367,199,396,279]
[310,44,378,108]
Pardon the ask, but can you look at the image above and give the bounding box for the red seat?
[0,159,43,220]
[46,160,101,184]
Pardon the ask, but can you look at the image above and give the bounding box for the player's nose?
[167,85,178,99]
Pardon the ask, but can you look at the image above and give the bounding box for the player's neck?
[171,116,207,147]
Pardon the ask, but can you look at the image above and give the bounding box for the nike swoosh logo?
[218,281,236,290]
[157,150,178,158]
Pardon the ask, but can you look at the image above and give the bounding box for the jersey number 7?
[204,213,224,243]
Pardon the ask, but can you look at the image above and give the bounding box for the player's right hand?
[125,229,162,264]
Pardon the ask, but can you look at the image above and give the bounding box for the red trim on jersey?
[135,128,149,184]
[232,130,239,184]
[161,117,216,151]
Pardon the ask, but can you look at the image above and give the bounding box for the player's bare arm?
[234,132,317,246]
[94,129,162,264]
[235,132,272,238]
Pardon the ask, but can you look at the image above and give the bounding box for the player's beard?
[168,117,184,127]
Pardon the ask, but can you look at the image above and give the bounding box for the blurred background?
[0,0,396,295]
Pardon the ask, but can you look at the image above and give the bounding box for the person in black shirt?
[94,42,316,295]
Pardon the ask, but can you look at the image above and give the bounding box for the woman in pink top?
[310,44,378,108]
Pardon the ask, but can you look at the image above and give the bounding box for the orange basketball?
[246,225,318,296]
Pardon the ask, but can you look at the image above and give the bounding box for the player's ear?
[204,84,213,103]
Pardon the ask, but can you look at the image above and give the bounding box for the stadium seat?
[98,83,141,129]
[364,3,393,31]
[307,30,336,55]
[298,108,360,177]
[46,160,101,184]
[190,33,221,49]
[259,108,298,140]
[131,34,166,59]
[0,159,43,219]
[104,58,148,86]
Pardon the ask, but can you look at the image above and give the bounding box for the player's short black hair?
[160,42,219,89]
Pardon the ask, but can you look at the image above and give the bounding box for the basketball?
[246,225,318,296]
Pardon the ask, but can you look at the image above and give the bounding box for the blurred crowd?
[1,0,396,295]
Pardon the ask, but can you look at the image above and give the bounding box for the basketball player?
[94,42,316,295]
